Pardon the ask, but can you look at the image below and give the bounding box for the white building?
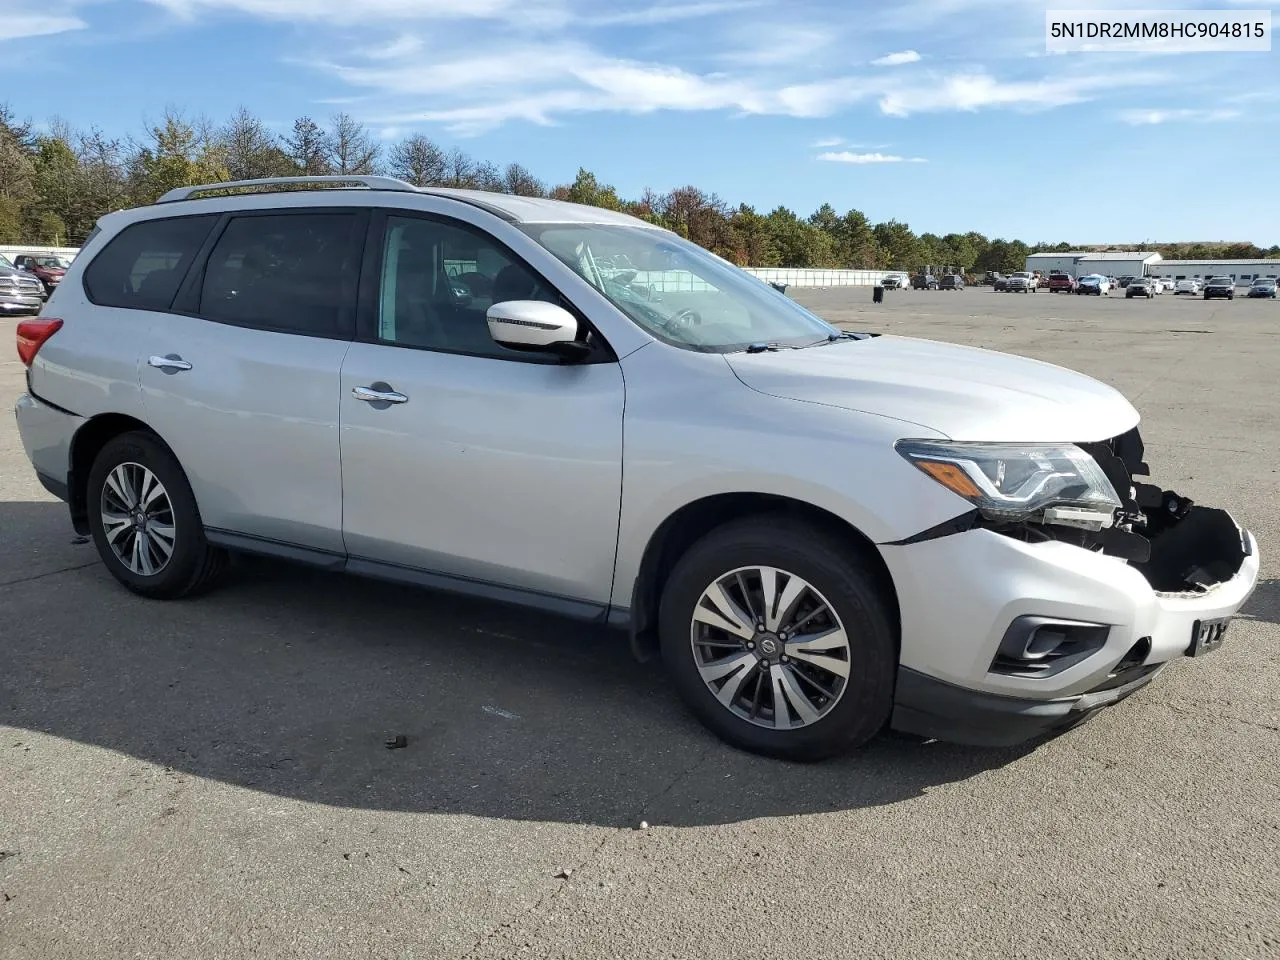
[1145,259,1280,283]
[1025,251,1162,278]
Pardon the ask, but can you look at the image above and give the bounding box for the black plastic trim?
[883,510,981,546]
[345,555,609,622]
[891,665,1160,747]
[204,528,346,570]
[203,526,611,622]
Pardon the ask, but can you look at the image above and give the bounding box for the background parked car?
[1247,278,1278,298]
[1117,276,1136,288]
[1005,271,1035,293]
[881,272,908,290]
[1047,273,1077,294]
[1175,278,1202,295]
[939,274,964,290]
[1203,276,1235,300]
[993,275,1009,291]
[1149,278,1167,294]
[911,272,938,290]
[12,253,69,296]
[1076,274,1111,296]
[1125,278,1155,299]
[0,254,47,313]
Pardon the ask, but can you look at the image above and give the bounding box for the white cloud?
[871,50,921,66]
[811,136,844,147]
[1117,107,1241,125]
[144,0,566,26]
[715,23,835,66]
[877,70,1163,116]
[0,12,86,39]
[819,151,926,163]
[586,1,765,27]
[358,35,423,60]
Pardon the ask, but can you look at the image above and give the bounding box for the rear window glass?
[83,216,217,310]
[198,212,359,338]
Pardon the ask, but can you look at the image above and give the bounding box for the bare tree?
[284,116,330,176]
[471,160,504,193]
[442,147,475,187]
[502,161,545,197]
[388,133,446,186]
[326,113,379,175]
[220,107,292,181]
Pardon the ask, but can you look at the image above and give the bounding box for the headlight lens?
[896,440,1122,524]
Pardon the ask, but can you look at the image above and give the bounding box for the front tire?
[87,431,228,600]
[658,516,897,761]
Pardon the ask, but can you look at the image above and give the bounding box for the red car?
[1047,273,1077,294]
[13,254,69,297]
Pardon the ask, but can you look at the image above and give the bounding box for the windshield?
[0,255,11,269]
[518,223,839,352]
[31,256,67,268]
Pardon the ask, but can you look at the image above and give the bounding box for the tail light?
[16,318,63,367]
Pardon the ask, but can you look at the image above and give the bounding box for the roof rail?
[156,175,419,204]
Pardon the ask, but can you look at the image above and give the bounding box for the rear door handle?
[352,384,408,405]
[148,354,192,373]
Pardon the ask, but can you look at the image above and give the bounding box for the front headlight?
[895,440,1122,528]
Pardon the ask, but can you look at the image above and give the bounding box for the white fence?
[744,268,896,288]
[0,245,81,261]
[0,245,896,289]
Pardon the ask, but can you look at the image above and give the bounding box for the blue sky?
[5,0,1278,244]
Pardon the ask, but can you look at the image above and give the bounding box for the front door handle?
[352,384,409,405]
[148,354,192,373]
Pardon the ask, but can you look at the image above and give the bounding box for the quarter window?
[376,215,564,358]
[83,215,218,310]
[199,212,360,338]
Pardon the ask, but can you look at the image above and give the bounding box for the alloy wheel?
[100,462,177,576]
[689,566,851,730]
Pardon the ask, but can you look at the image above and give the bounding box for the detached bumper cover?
[892,664,1164,747]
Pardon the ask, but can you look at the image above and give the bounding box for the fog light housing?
[991,616,1111,678]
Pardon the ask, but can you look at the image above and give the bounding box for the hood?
[725,335,1139,443]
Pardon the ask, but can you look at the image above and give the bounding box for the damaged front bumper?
[880,428,1261,746]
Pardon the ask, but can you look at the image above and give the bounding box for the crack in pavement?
[0,560,99,590]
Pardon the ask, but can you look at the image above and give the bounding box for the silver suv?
[14,177,1259,761]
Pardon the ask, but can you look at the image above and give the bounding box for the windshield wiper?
[745,342,782,353]
[795,331,866,348]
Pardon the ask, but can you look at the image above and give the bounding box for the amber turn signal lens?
[914,460,983,499]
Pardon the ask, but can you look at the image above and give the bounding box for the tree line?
[2,104,1276,273]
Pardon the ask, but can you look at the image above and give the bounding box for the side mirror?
[487,300,589,361]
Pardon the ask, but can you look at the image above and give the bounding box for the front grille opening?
[1133,505,1248,593]
[991,616,1111,678]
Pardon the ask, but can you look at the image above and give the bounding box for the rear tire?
[658,515,897,761]
[87,431,228,600]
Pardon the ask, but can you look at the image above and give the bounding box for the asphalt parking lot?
[2,288,1277,960]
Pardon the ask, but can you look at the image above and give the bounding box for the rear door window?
[198,212,362,339]
[83,216,218,310]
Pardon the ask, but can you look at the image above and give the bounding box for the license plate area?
[1187,617,1231,657]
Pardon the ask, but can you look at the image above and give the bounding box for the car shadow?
[1,500,1032,828]
[1241,577,1279,627]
